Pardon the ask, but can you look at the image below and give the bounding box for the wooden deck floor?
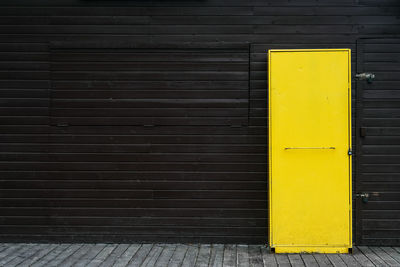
[0,243,399,266]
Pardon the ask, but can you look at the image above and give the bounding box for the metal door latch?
[355,72,375,83]
[356,193,369,203]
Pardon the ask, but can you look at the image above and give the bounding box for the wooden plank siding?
[0,0,399,244]
[356,38,400,246]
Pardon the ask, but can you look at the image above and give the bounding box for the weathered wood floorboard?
[112,244,141,267]
[141,244,164,267]
[90,243,120,267]
[326,254,348,267]
[260,246,277,267]
[31,244,71,267]
[236,244,249,267]
[49,244,83,266]
[275,253,291,267]
[0,244,398,266]
[381,247,400,265]
[4,243,43,266]
[60,243,94,267]
[222,244,236,267]
[74,243,107,267]
[313,254,333,267]
[248,245,263,267]
[338,252,361,267]
[154,243,176,267]
[0,244,34,266]
[300,254,318,267]
[358,246,387,266]
[17,243,55,266]
[181,244,199,267]
[368,246,399,267]
[351,247,374,267]
[127,243,153,266]
[0,243,24,265]
[209,244,224,267]
[195,244,211,267]
[168,243,189,267]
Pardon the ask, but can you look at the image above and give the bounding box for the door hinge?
[348,148,353,156]
[355,193,369,203]
[355,72,375,83]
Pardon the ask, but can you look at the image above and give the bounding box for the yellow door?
[268,49,352,253]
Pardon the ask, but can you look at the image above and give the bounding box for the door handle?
[284,147,335,150]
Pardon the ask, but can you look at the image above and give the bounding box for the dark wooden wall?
[356,38,400,246]
[0,0,399,244]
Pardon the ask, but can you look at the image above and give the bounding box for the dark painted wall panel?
[356,39,400,245]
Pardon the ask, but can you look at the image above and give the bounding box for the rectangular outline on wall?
[268,49,352,251]
[48,43,251,127]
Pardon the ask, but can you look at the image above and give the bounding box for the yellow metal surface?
[268,49,352,253]
[274,247,350,254]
